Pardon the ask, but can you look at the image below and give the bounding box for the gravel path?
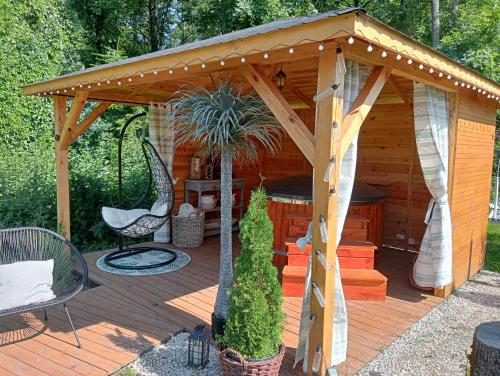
[356,270,500,376]
[115,332,220,376]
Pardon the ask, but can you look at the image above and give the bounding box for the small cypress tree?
[221,186,285,359]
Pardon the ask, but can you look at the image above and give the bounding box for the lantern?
[187,325,210,369]
[276,65,287,91]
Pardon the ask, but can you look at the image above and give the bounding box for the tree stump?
[471,321,500,376]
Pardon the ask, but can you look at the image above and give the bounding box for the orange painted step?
[338,240,376,269]
[282,265,387,301]
[285,240,376,269]
[282,265,307,297]
[341,269,387,301]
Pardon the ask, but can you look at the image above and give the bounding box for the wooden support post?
[308,45,345,375]
[240,64,316,165]
[62,101,111,148]
[54,97,71,239]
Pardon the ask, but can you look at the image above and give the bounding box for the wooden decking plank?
[0,351,50,376]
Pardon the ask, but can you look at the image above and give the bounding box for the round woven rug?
[96,248,191,276]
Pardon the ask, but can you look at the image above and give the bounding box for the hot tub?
[265,174,387,265]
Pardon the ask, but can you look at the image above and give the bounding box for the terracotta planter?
[217,344,286,376]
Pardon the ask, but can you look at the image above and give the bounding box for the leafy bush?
[221,186,285,359]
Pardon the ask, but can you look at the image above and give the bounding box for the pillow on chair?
[0,260,56,311]
[102,207,149,228]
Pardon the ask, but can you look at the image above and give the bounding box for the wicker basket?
[217,345,285,376]
[172,214,205,248]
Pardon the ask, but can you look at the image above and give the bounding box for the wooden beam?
[23,13,355,95]
[288,82,316,109]
[59,91,88,149]
[63,101,112,147]
[340,66,391,159]
[389,75,410,103]
[308,45,344,375]
[54,97,71,239]
[240,64,316,164]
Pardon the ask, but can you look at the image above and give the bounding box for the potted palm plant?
[218,185,286,375]
[168,81,282,338]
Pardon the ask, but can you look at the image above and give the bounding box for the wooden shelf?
[202,204,243,212]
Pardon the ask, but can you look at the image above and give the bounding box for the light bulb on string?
[396,54,402,61]
[438,72,443,77]
[367,44,373,52]
[184,65,188,71]
[447,75,452,80]
[429,68,434,74]
[263,52,269,59]
[201,63,206,69]
[473,86,477,91]
[288,47,294,54]
[97,82,101,86]
[460,82,465,87]
[381,50,387,58]
[454,81,459,86]
[220,59,225,66]
[56,90,59,94]
[240,57,246,63]
[128,77,132,82]
[106,80,110,84]
[347,36,355,44]
[407,58,413,65]
[318,44,325,51]
[117,81,122,86]
[418,64,424,70]
[169,69,173,74]
[87,85,92,89]
[140,72,144,78]
[466,84,470,89]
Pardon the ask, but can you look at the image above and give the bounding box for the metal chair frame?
[0,227,88,348]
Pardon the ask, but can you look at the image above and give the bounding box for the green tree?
[221,186,285,359]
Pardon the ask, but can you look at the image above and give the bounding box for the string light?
[381,50,387,58]
[240,57,246,63]
[43,92,47,95]
[263,52,269,59]
[106,80,110,84]
[153,70,158,75]
[318,43,325,51]
[49,91,53,95]
[438,72,443,77]
[460,82,465,87]
[79,84,83,88]
[418,63,424,70]
[407,58,413,65]
[169,69,173,74]
[429,68,434,74]
[87,85,92,89]
[63,89,67,93]
[447,75,452,80]
[220,59,225,66]
[97,82,101,86]
[117,81,122,85]
[473,86,477,90]
[348,36,355,44]
[396,54,402,60]
[201,63,206,69]
[288,47,294,54]
[466,84,470,88]
[140,72,144,78]
[56,90,60,94]
[367,44,373,52]
[71,87,75,90]
[184,65,188,71]
[454,81,459,86]
[128,77,132,82]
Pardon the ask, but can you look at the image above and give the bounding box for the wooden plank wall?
[449,93,497,287]
[356,91,431,250]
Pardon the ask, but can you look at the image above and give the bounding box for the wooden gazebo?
[23,7,500,374]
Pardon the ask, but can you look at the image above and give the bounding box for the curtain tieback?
[424,196,448,224]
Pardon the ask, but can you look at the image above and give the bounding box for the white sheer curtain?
[412,83,452,288]
[149,103,176,243]
[294,60,372,372]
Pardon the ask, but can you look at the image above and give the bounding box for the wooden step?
[337,240,376,269]
[341,269,387,301]
[282,265,387,301]
[343,215,370,242]
[285,240,376,269]
[282,265,307,297]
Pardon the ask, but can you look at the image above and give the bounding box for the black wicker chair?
[0,227,87,348]
[101,139,176,270]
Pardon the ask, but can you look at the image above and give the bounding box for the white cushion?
[102,207,149,228]
[150,200,168,216]
[0,260,56,311]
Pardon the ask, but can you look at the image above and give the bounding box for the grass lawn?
[485,223,500,273]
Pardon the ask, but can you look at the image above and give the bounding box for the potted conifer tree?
[168,82,282,338]
[218,186,286,375]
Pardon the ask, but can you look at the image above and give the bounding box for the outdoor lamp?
[276,66,287,90]
[187,325,210,369]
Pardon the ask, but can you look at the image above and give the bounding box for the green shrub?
[221,186,285,359]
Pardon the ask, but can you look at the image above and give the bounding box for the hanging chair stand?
[102,112,177,270]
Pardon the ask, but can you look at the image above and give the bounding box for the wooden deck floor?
[0,237,442,375]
